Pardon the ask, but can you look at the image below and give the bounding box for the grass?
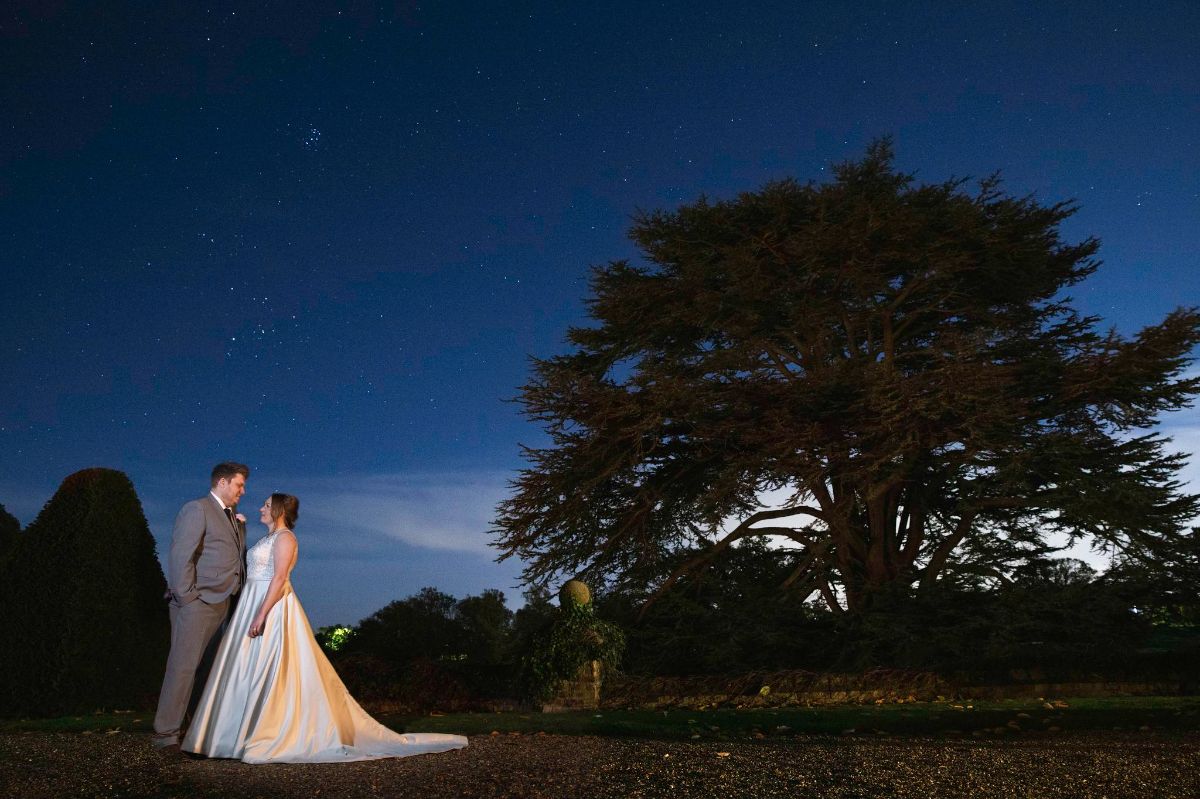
[381,696,1200,739]
[0,709,150,735]
[3,697,1197,739]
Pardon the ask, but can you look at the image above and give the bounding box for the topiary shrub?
[0,469,169,715]
[0,503,19,571]
[521,582,624,701]
[559,579,591,608]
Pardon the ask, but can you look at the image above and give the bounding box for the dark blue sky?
[2,1,1197,626]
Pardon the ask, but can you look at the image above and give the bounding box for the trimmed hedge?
[0,469,169,715]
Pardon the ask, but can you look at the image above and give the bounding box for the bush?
[336,586,519,707]
[329,654,474,713]
[521,590,625,701]
[599,549,1177,682]
[0,469,169,715]
[0,503,19,568]
[599,539,839,676]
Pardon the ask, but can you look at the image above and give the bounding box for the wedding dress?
[181,529,468,763]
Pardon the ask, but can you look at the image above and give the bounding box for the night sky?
[2,2,1197,627]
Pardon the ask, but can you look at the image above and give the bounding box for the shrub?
[521,586,625,701]
[0,503,19,567]
[0,469,169,715]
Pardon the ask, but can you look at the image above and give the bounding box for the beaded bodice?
[246,531,282,581]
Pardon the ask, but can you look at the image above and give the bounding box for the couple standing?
[152,462,467,763]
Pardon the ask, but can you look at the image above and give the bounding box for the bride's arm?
[248,531,298,638]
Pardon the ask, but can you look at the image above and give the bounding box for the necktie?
[225,506,245,583]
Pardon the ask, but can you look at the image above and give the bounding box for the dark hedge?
[0,469,169,715]
[0,502,19,568]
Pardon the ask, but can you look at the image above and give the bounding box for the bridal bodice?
[246,531,281,581]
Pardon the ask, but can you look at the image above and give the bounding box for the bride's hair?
[269,493,300,529]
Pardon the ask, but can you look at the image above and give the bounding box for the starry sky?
[2,1,1197,626]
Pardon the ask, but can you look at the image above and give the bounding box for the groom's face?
[215,474,247,507]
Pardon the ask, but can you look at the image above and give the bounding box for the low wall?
[959,681,1185,700]
[600,669,1193,709]
[543,660,602,713]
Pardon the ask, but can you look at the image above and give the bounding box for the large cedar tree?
[494,142,1200,612]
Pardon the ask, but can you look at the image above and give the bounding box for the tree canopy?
[345,586,513,666]
[494,140,1200,613]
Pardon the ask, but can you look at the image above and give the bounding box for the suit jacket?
[167,494,246,605]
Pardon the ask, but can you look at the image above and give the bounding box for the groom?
[152,462,249,750]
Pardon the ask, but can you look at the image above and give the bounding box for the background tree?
[348,586,463,664]
[0,469,168,715]
[456,588,515,666]
[843,557,1157,678]
[1101,526,1200,624]
[598,538,834,675]
[503,586,560,677]
[598,550,1163,679]
[337,586,517,709]
[494,140,1200,613]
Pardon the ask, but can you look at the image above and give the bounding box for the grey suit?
[153,494,247,746]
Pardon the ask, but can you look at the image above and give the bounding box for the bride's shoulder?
[273,528,298,547]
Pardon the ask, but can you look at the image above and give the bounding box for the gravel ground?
[1,731,1197,799]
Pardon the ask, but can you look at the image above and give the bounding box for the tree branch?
[920,511,976,588]
[780,538,832,588]
[636,506,825,619]
[819,579,845,614]
[763,344,803,382]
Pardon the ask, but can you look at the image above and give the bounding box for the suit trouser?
[153,595,231,744]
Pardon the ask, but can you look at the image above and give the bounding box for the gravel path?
[2,731,1197,798]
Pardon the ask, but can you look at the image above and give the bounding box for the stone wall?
[600,669,1193,710]
[542,660,601,713]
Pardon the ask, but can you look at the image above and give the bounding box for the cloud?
[284,471,510,555]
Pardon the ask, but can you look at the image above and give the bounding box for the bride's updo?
[269,493,300,529]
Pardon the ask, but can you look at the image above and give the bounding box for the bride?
[182,493,468,763]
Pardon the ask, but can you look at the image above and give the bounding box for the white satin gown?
[181,529,468,763]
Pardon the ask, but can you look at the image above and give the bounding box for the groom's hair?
[211,462,250,486]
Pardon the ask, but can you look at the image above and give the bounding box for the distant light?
[322,625,355,652]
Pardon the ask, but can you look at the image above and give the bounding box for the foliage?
[521,601,626,701]
[0,503,19,569]
[315,624,356,653]
[0,469,169,715]
[598,538,836,675]
[560,579,591,607]
[598,546,1190,680]
[1100,525,1200,624]
[330,654,473,713]
[505,586,558,664]
[456,588,516,665]
[494,139,1200,613]
[348,586,462,663]
[338,582,625,705]
[338,586,516,702]
[842,559,1153,678]
[346,586,514,666]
